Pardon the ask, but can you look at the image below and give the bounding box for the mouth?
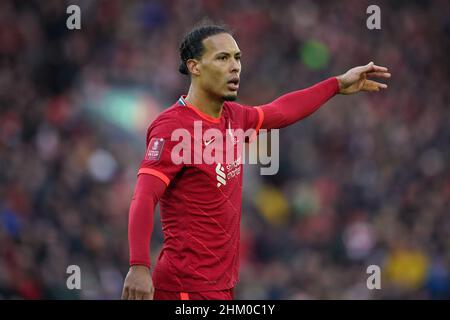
[227,77,240,91]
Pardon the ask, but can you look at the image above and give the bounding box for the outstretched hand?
[337,62,390,95]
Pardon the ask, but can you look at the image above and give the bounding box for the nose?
[230,57,240,73]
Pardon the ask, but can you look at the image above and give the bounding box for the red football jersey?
[138,96,263,292]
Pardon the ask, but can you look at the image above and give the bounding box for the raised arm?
[257,62,390,129]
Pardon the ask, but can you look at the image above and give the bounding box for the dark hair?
[178,24,232,75]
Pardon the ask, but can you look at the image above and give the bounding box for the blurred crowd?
[0,0,449,299]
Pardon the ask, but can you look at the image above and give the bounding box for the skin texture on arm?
[122,174,167,300]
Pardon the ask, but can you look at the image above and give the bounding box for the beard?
[222,94,237,101]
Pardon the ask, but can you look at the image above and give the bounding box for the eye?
[218,56,227,61]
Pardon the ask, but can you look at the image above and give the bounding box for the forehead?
[201,33,240,57]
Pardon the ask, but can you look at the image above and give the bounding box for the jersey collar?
[178,95,222,124]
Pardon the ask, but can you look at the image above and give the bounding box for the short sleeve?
[138,117,184,186]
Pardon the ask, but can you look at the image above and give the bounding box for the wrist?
[335,75,344,92]
[130,264,151,272]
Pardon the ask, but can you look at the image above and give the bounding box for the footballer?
[121,24,390,300]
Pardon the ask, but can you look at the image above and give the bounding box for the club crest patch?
[146,138,165,161]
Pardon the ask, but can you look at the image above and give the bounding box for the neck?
[185,85,223,119]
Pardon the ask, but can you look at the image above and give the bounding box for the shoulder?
[146,103,185,140]
[224,101,244,111]
[223,101,246,118]
[224,101,262,132]
[224,100,259,113]
[224,100,259,120]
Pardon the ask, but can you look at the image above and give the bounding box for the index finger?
[372,64,388,72]
[367,71,391,78]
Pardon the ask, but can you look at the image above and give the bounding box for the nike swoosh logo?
[204,137,216,146]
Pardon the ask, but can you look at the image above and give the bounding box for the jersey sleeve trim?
[255,106,264,133]
[248,106,265,143]
[138,168,170,186]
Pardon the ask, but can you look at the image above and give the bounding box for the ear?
[186,59,201,76]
